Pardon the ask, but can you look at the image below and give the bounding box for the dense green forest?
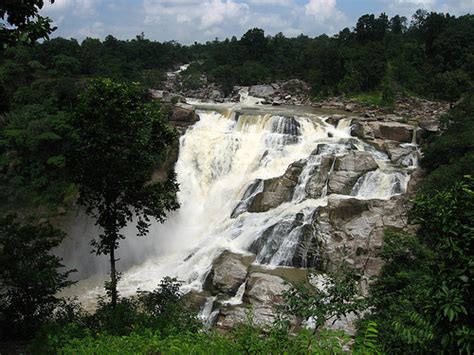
[1,2,473,353]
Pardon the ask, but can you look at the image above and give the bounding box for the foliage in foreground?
[0,215,74,340]
[47,327,353,355]
[367,177,473,354]
[42,314,382,354]
[35,277,338,354]
[32,274,384,354]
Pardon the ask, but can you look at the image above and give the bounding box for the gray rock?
[205,251,255,295]
[149,89,185,103]
[305,156,333,198]
[384,140,418,165]
[326,114,345,126]
[245,272,291,326]
[215,306,248,331]
[210,89,224,99]
[315,195,410,277]
[372,121,415,142]
[215,271,292,330]
[248,162,304,213]
[168,106,200,133]
[183,290,210,311]
[351,121,375,140]
[249,85,275,98]
[246,272,288,304]
[328,152,378,195]
[345,103,356,112]
[419,119,440,132]
[280,79,310,94]
[334,151,378,172]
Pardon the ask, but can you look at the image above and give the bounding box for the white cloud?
[42,0,101,17]
[246,0,293,6]
[144,0,249,30]
[394,0,436,5]
[440,0,474,14]
[78,21,105,38]
[41,0,471,44]
[304,0,345,24]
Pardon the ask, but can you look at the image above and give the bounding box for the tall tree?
[68,79,179,307]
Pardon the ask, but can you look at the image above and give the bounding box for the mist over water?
[60,102,410,306]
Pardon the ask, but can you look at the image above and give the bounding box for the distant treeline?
[1,10,473,110]
[195,10,473,99]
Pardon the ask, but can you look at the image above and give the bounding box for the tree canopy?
[0,0,56,48]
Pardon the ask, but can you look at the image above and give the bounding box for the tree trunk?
[109,243,118,308]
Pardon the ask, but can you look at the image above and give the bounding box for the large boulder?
[246,272,288,304]
[215,272,290,330]
[351,121,375,140]
[334,151,378,172]
[328,151,378,195]
[384,140,413,162]
[372,122,415,142]
[280,79,310,95]
[205,251,254,295]
[248,161,304,213]
[168,104,200,133]
[249,85,276,99]
[384,140,420,168]
[419,119,440,133]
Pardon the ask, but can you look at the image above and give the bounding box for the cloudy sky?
[40,0,473,44]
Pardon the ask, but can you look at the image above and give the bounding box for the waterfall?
[336,118,353,135]
[64,104,411,305]
[351,170,408,199]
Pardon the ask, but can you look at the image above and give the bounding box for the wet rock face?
[305,146,380,198]
[247,161,304,213]
[304,151,379,197]
[305,156,333,198]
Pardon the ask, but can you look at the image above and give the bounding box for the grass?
[350,92,384,107]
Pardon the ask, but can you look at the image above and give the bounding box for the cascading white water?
[351,170,408,200]
[66,105,411,305]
